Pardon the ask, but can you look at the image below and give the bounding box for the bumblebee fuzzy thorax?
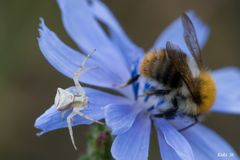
[195,71,216,114]
[140,50,182,88]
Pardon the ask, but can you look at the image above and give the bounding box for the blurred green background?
[0,0,240,159]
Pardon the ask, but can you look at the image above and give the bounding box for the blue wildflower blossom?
[35,0,240,159]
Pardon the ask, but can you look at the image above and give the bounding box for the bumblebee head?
[140,50,165,77]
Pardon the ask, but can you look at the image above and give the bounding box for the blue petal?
[182,124,239,160]
[38,19,126,88]
[155,119,195,160]
[153,10,209,55]
[34,87,127,135]
[211,67,240,114]
[104,103,142,135]
[57,0,130,79]
[111,113,151,160]
[91,0,144,67]
[156,127,181,160]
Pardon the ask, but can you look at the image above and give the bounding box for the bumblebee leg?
[153,107,178,119]
[74,49,96,96]
[117,74,140,88]
[178,116,198,132]
[139,89,171,97]
[152,98,178,119]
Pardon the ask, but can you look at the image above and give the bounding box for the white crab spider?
[54,50,104,150]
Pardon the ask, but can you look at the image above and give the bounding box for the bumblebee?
[120,13,216,129]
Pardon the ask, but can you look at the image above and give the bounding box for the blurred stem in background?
[79,125,113,160]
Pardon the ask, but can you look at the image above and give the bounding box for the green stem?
[79,125,113,160]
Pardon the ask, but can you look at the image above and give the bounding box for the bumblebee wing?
[166,41,196,99]
[182,13,203,69]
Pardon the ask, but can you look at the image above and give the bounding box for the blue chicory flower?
[35,0,240,159]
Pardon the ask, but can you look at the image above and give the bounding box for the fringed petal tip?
[38,18,47,39]
[34,105,65,136]
[35,123,45,136]
[36,131,44,136]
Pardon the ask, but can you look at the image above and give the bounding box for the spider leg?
[73,108,104,125]
[67,111,78,150]
[61,110,67,119]
[73,50,96,96]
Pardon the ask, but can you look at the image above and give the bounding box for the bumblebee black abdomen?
[140,50,182,88]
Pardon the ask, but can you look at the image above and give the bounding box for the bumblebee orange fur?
[196,71,216,114]
[140,51,165,77]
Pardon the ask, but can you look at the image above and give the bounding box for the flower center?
[130,60,168,116]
